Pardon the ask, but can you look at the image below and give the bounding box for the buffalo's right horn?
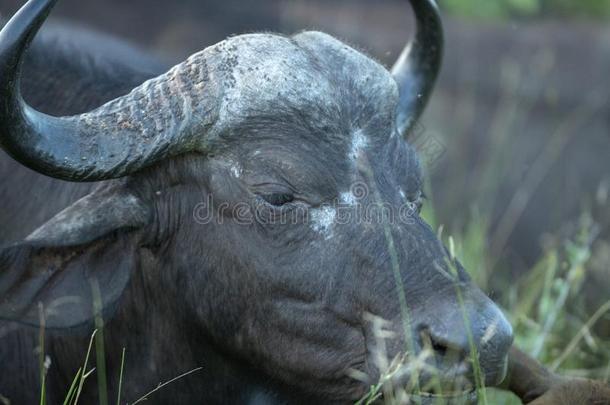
[392,0,444,138]
[0,0,218,181]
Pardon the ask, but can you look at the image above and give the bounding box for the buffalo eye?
[261,192,295,207]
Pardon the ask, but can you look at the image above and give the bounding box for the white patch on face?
[399,188,406,200]
[340,191,357,206]
[481,319,499,345]
[310,206,336,239]
[230,162,242,178]
[350,130,368,162]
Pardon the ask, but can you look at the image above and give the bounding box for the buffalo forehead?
[292,31,397,103]
[208,32,398,135]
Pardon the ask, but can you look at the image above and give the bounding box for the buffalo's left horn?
[0,0,218,181]
[392,0,444,138]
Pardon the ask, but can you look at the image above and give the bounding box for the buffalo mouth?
[355,360,481,405]
[357,345,483,405]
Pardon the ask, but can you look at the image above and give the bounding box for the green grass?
[40,328,202,405]
[440,0,610,20]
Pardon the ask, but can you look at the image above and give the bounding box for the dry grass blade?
[129,367,203,405]
[91,280,108,405]
[550,300,610,372]
[116,348,126,405]
[38,303,47,405]
[73,329,98,405]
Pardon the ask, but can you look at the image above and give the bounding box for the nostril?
[430,338,449,357]
[418,326,467,359]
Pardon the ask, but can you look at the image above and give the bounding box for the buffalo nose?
[477,305,514,385]
[416,298,514,386]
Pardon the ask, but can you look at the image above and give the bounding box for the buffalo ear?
[0,185,151,328]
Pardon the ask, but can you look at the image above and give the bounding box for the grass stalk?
[531,242,590,358]
[360,159,421,397]
[129,367,203,405]
[447,239,487,405]
[73,329,98,405]
[38,303,46,405]
[550,300,610,371]
[91,280,109,405]
[116,348,126,405]
[62,368,82,405]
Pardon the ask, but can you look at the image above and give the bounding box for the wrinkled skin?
[0,5,607,405]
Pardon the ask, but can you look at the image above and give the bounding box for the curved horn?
[0,0,217,181]
[392,0,444,138]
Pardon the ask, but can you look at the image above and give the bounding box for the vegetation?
[440,0,610,20]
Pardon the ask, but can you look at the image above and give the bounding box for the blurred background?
[1,0,608,402]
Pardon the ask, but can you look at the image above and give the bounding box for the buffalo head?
[0,0,512,402]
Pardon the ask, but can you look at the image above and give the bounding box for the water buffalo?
[0,0,608,404]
